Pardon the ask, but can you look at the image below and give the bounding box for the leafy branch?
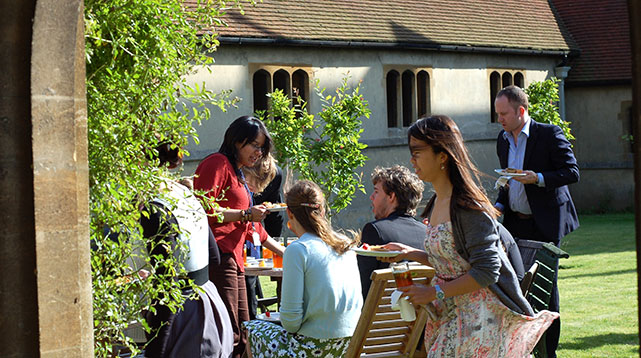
[260,76,370,216]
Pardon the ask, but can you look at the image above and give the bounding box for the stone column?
[0,1,40,355]
[554,66,571,122]
[0,0,92,356]
[30,0,93,356]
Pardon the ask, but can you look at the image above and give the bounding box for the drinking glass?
[391,262,413,287]
[273,253,283,268]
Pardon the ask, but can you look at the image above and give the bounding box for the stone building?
[551,0,634,212]
[182,0,583,229]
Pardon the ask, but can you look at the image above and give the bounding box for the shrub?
[526,77,575,143]
[85,0,250,356]
[260,77,371,215]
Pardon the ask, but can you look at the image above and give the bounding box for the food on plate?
[360,243,387,251]
[505,168,523,173]
[262,201,287,209]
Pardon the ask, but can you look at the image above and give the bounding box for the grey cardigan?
[425,196,534,316]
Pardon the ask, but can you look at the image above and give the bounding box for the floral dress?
[423,222,559,358]
[243,320,350,358]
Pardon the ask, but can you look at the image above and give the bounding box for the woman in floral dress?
[244,180,363,358]
[381,115,558,357]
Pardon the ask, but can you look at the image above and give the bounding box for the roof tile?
[185,0,577,52]
[550,0,631,83]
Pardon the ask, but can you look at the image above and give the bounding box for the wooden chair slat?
[371,319,411,329]
[374,311,402,321]
[357,351,409,358]
[345,265,436,358]
[363,342,405,353]
[366,327,410,338]
[364,334,406,346]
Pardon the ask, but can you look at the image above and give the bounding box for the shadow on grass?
[561,213,634,256]
[560,268,637,280]
[561,332,639,351]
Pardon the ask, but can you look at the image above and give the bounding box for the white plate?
[494,169,527,177]
[244,264,273,270]
[256,312,280,322]
[353,248,402,257]
[266,205,288,213]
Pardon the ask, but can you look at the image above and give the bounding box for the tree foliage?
[259,77,371,215]
[526,77,575,143]
[85,0,251,356]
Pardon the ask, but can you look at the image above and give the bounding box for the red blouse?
[193,153,268,272]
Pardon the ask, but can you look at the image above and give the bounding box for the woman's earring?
[287,221,292,230]
[440,163,445,170]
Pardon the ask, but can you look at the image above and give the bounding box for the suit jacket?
[357,211,426,299]
[496,119,580,244]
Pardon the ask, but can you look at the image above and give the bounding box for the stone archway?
[0,0,92,357]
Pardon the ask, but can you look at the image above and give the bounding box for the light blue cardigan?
[279,232,363,339]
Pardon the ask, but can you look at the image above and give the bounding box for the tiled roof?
[550,0,631,83]
[188,0,577,53]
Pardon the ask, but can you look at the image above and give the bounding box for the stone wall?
[181,45,563,227]
[566,85,634,211]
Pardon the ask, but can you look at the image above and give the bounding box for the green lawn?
[259,213,639,357]
[558,213,638,357]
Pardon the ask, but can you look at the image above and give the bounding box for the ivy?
[85,0,251,356]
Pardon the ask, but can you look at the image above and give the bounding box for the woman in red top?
[194,116,286,358]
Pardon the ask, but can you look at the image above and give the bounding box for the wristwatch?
[434,284,445,300]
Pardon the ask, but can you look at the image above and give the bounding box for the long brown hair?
[285,180,358,254]
[408,115,500,218]
[242,153,278,193]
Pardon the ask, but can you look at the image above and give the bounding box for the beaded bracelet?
[240,210,246,223]
[245,208,252,222]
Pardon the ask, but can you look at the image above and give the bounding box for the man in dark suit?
[494,85,579,358]
[357,165,427,299]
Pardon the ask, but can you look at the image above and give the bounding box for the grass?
[558,213,638,357]
[258,276,279,311]
[259,213,639,357]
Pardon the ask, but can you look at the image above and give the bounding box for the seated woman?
[141,142,233,358]
[244,180,363,357]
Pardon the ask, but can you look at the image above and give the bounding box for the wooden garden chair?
[516,240,570,358]
[345,265,436,358]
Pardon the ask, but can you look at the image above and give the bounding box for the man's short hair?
[371,165,424,216]
[496,85,529,111]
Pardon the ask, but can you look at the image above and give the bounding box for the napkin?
[494,176,510,189]
[390,290,416,321]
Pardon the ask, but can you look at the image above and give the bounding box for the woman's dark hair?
[218,115,272,178]
[154,142,182,169]
[408,115,499,218]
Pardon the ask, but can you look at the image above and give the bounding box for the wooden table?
[245,267,283,309]
[245,266,283,278]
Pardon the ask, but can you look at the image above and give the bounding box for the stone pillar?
[554,66,571,122]
[0,1,40,355]
[0,0,92,356]
[31,0,93,356]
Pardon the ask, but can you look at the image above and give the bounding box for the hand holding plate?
[512,170,538,184]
